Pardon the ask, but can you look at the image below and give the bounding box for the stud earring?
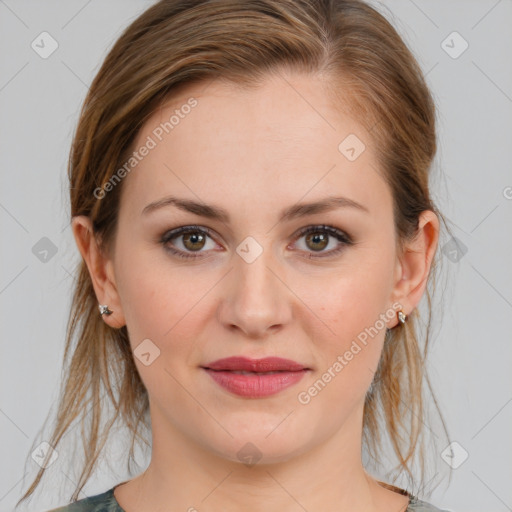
[397,310,407,325]
[98,304,113,316]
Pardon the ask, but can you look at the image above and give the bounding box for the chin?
[202,426,312,467]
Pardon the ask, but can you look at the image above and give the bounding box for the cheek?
[114,237,186,333]
[116,267,168,341]
[296,245,395,390]
[114,243,220,364]
[302,247,393,331]
[113,247,211,397]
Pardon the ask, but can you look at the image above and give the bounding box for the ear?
[389,210,439,327]
[71,216,126,329]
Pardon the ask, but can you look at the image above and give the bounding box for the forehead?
[119,72,392,222]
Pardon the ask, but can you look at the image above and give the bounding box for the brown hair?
[18,0,452,506]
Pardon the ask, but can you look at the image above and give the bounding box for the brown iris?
[182,231,206,251]
[305,231,329,251]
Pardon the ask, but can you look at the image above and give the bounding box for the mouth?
[200,356,311,398]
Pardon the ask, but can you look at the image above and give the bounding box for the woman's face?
[98,71,422,464]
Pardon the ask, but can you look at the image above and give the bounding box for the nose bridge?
[235,234,280,304]
[221,234,290,335]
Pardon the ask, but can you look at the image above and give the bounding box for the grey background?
[1,1,511,511]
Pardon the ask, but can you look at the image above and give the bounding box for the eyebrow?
[141,195,369,222]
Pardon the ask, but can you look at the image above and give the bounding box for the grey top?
[46,486,450,512]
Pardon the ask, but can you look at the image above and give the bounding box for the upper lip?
[202,356,309,372]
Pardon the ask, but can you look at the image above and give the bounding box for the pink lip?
[201,356,310,398]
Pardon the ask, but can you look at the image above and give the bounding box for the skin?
[72,69,439,512]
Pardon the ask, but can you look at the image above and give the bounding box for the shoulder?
[408,496,451,511]
[44,488,122,512]
[377,481,450,512]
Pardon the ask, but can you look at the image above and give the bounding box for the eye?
[160,224,353,260]
[291,225,353,258]
[160,225,218,259]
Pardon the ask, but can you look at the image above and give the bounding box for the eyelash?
[160,224,354,260]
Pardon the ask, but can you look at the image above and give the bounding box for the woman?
[18,0,452,510]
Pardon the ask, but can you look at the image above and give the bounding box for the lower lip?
[203,368,308,398]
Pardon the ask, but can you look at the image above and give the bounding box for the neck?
[114,401,408,512]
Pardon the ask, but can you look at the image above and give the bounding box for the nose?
[216,241,292,338]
